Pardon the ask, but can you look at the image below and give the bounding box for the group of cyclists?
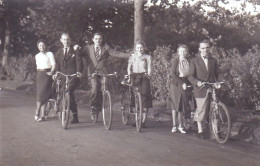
[35,32,223,140]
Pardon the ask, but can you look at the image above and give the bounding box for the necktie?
[95,46,100,61]
[203,56,208,70]
[64,47,68,59]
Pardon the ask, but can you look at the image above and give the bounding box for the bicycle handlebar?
[92,72,118,78]
[201,82,226,89]
[52,71,78,80]
[124,73,149,78]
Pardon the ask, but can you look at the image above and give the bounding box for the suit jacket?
[81,44,130,75]
[188,54,219,98]
[55,46,83,75]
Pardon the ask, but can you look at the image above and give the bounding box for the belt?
[37,68,51,72]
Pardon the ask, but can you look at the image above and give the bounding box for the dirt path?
[0,90,259,166]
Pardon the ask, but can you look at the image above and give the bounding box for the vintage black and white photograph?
[0,0,259,165]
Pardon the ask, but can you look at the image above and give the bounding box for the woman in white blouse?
[127,40,153,126]
[35,39,56,122]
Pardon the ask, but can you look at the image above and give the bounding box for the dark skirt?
[130,73,153,108]
[36,70,52,103]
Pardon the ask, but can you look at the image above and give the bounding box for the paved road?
[0,89,259,166]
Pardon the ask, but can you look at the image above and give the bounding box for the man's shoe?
[71,117,79,124]
[91,113,98,123]
[194,132,205,139]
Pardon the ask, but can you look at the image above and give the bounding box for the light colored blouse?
[35,52,55,70]
[127,53,151,75]
[178,57,189,77]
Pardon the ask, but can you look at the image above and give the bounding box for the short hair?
[61,32,70,39]
[135,40,146,49]
[93,32,102,38]
[37,39,46,46]
[177,44,189,52]
[199,40,210,46]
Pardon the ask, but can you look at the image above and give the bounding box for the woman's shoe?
[34,115,39,121]
[178,127,186,134]
[171,127,177,133]
[36,117,45,122]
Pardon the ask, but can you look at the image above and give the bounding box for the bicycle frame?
[92,72,117,93]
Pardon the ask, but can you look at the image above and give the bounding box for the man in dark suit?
[80,32,130,121]
[188,40,220,138]
[56,33,83,123]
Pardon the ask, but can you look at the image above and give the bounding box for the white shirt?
[64,47,70,55]
[128,54,151,75]
[35,52,55,69]
[201,54,208,70]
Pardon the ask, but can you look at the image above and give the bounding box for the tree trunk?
[2,18,10,69]
[134,0,144,44]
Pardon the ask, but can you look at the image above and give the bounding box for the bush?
[150,46,172,101]
[218,45,260,111]
[6,54,36,82]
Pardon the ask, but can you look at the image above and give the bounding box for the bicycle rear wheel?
[135,92,143,132]
[61,92,70,129]
[121,90,131,125]
[210,101,231,144]
[102,91,113,130]
[45,101,52,117]
[182,113,193,131]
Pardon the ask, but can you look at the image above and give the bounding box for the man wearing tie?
[188,40,220,139]
[55,33,83,123]
[80,33,130,121]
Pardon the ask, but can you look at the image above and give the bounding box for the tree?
[134,0,144,43]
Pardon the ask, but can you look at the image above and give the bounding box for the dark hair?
[37,39,46,46]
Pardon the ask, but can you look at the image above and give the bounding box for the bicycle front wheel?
[135,92,143,132]
[121,90,131,125]
[210,101,231,144]
[102,90,113,130]
[61,92,70,129]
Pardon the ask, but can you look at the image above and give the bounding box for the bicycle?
[46,71,78,129]
[91,72,117,130]
[45,75,62,120]
[182,85,196,131]
[120,74,144,132]
[183,82,231,144]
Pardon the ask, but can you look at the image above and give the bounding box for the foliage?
[150,46,172,101]
[6,54,36,82]
[144,0,260,54]
[218,45,260,110]
[0,0,260,111]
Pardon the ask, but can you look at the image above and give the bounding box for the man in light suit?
[80,33,130,121]
[55,33,83,123]
[188,40,220,138]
